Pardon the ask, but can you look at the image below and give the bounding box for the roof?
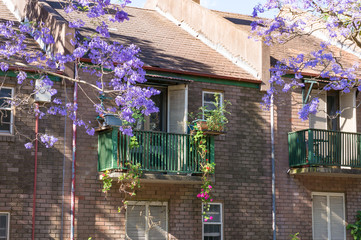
[45,1,257,81]
[0,1,46,71]
[215,10,361,76]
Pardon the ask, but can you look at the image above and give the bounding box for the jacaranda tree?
[0,0,159,148]
[252,0,361,120]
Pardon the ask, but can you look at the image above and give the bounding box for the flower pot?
[197,120,209,131]
[194,120,224,135]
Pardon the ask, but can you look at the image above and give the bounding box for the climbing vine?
[101,137,142,211]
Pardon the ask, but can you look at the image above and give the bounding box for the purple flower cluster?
[252,0,361,119]
[0,0,161,145]
[39,134,58,148]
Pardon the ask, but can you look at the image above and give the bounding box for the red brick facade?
[1,1,361,240]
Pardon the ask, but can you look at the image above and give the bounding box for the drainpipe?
[271,93,276,240]
[70,61,78,240]
[32,103,39,240]
[60,93,67,240]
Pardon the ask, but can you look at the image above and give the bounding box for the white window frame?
[312,192,346,240]
[126,201,168,240]
[202,91,223,120]
[0,212,10,240]
[0,87,14,135]
[202,203,223,240]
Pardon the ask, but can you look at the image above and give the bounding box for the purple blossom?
[96,21,110,38]
[17,71,27,84]
[112,10,129,22]
[69,20,85,28]
[24,142,33,149]
[86,128,95,136]
[39,134,58,148]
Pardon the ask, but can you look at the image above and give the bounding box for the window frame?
[0,87,14,135]
[202,203,223,240]
[202,91,223,120]
[312,192,346,240]
[0,212,10,240]
[126,201,168,240]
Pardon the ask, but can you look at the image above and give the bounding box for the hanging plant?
[190,94,230,221]
[101,137,142,211]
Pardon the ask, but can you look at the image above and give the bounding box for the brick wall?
[0,76,73,239]
[274,90,361,240]
[70,78,273,239]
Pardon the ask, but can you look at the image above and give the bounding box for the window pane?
[203,204,221,223]
[204,93,216,103]
[148,206,167,240]
[313,196,329,240]
[204,102,217,111]
[0,215,6,228]
[126,205,146,240]
[330,196,345,240]
[203,92,222,114]
[204,224,221,234]
[0,214,7,239]
[0,89,11,108]
[0,110,11,132]
[204,236,221,240]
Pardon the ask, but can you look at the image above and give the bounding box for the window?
[202,203,223,240]
[312,192,345,240]
[0,213,9,240]
[0,87,13,134]
[202,91,223,113]
[126,201,168,240]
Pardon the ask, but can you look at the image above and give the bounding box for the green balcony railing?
[98,128,215,173]
[288,129,361,168]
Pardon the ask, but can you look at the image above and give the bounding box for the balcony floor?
[288,167,361,178]
[99,172,215,184]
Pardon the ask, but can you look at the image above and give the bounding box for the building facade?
[0,0,361,239]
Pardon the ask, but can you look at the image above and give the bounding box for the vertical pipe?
[60,91,67,240]
[271,93,276,240]
[32,103,39,240]
[70,61,78,240]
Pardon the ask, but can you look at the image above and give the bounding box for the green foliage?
[101,163,142,212]
[129,136,139,149]
[347,211,361,240]
[289,232,300,240]
[117,162,143,211]
[190,129,208,159]
[101,170,113,194]
[201,94,231,132]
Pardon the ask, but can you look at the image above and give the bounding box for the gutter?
[78,58,262,88]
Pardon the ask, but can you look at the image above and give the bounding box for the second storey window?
[0,87,13,135]
[126,201,168,240]
[202,91,223,113]
[312,192,345,240]
[0,213,9,240]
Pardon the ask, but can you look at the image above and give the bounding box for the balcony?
[98,128,215,182]
[288,129,361,177]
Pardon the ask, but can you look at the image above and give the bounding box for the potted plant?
[191,93,231,134]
